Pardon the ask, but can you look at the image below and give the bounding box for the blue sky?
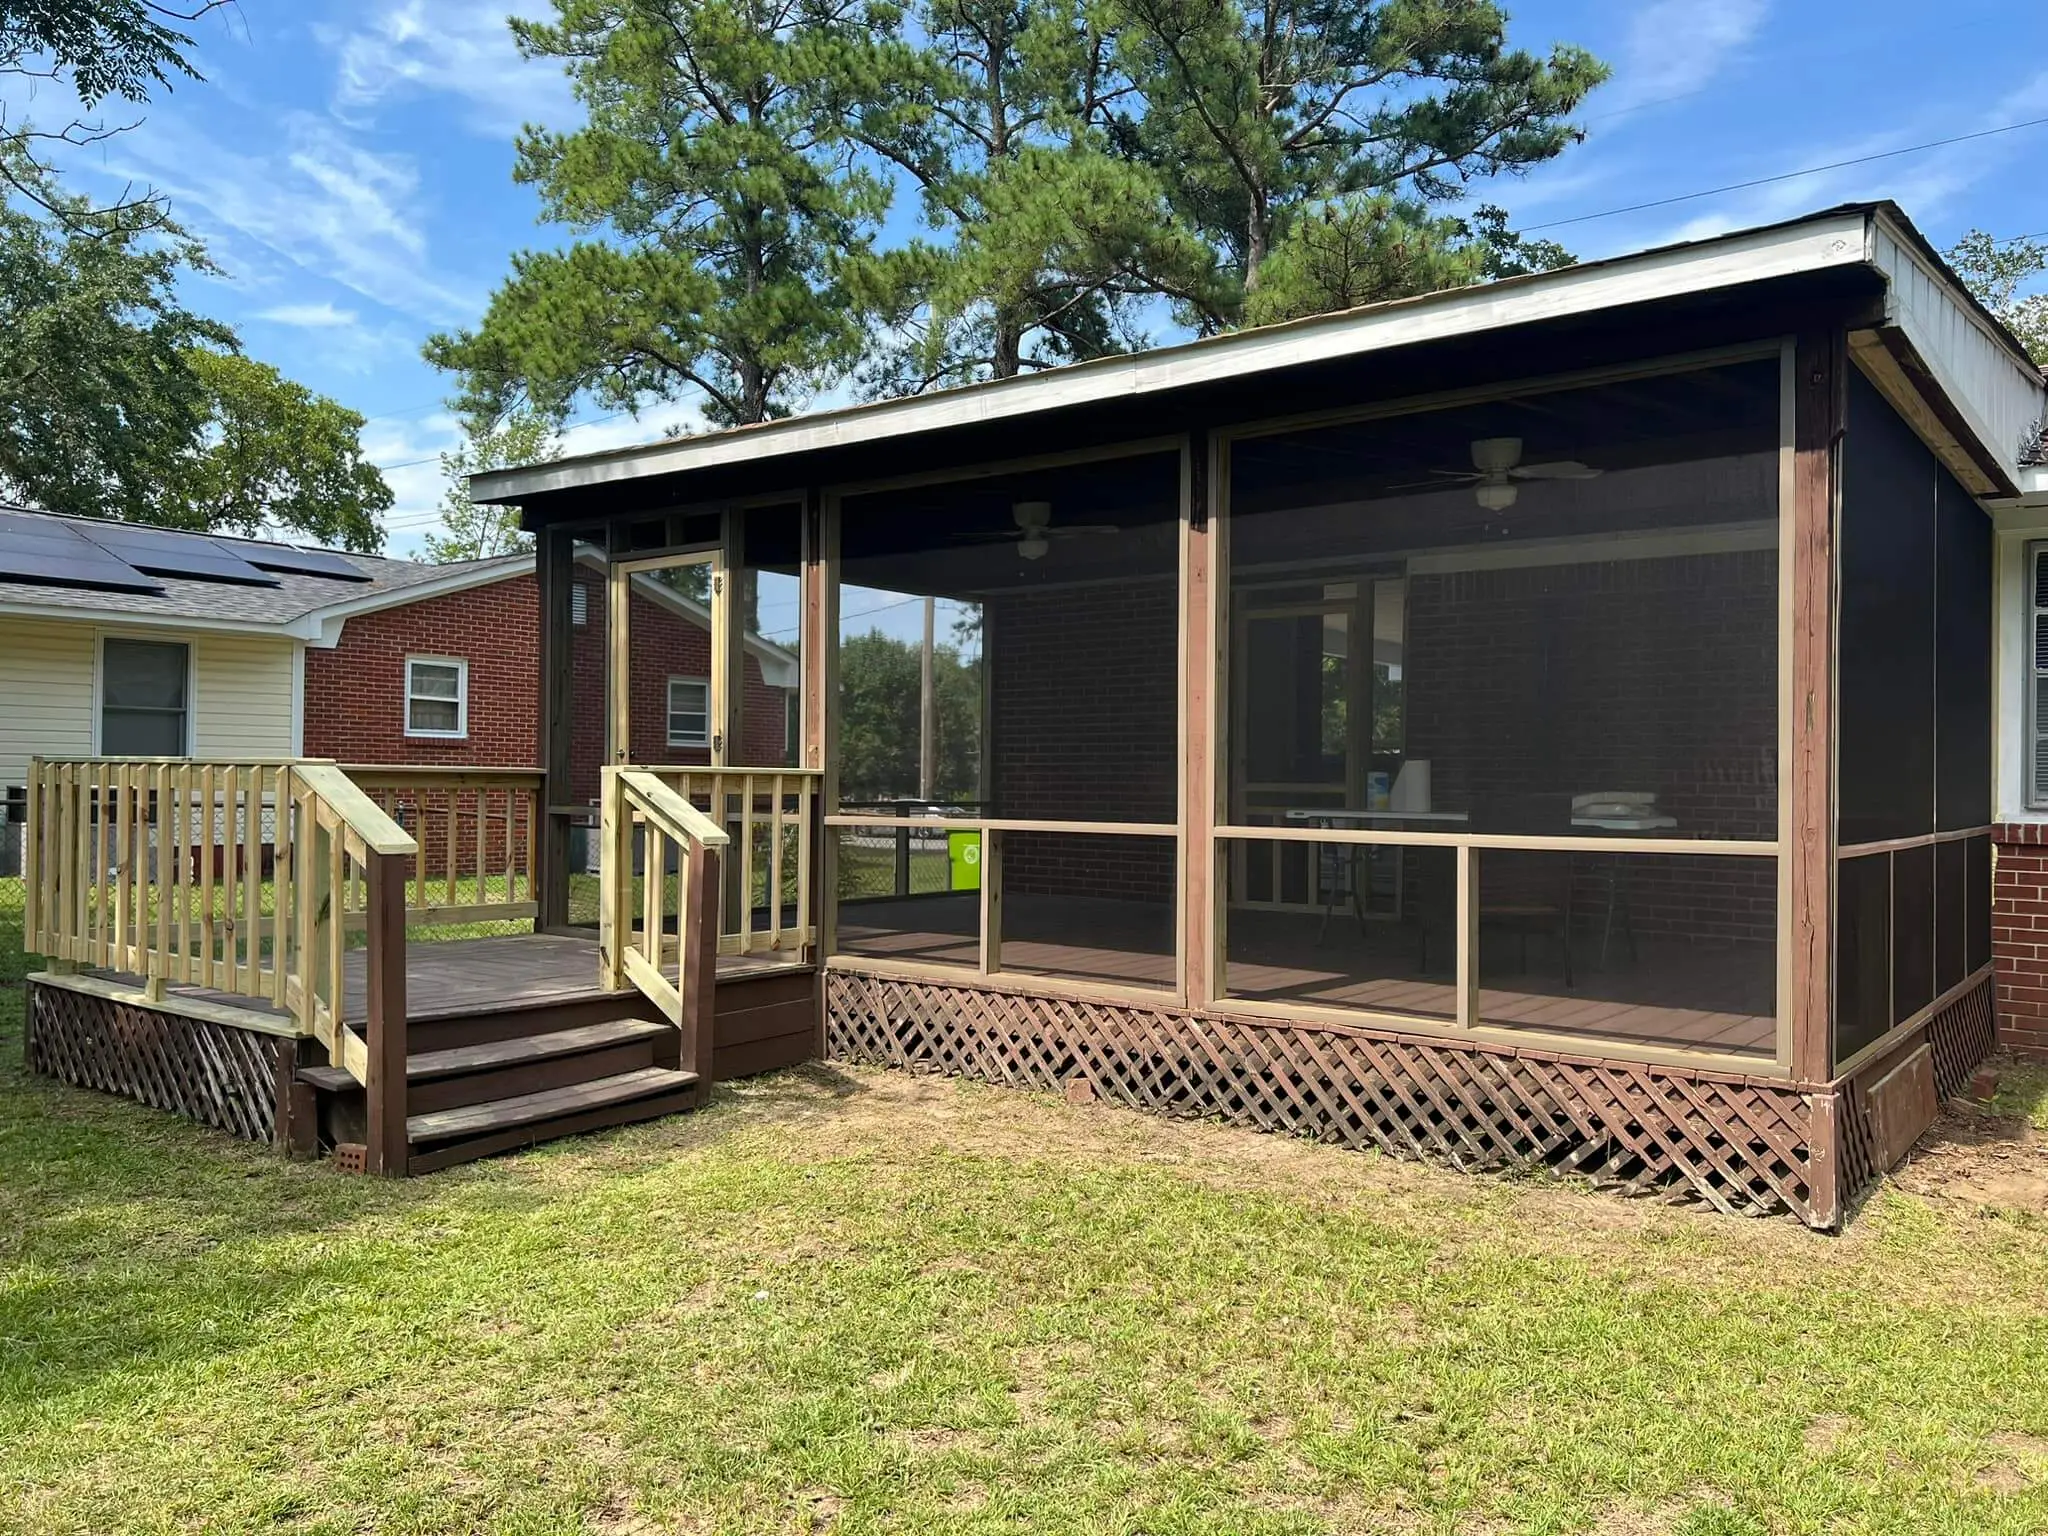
[35,0,2048,559]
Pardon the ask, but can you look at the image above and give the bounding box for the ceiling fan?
[956,500,1121,561]
[1423,436,1602,511]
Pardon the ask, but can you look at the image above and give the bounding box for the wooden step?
[408,1018,670,1081]
[298,1018,672,1095]
[406,1066,700,1146]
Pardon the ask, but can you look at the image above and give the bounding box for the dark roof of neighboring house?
[0,506,529,632]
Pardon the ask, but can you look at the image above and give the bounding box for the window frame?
[404,655,469,740]
[666,675,711,748]
[96,633,193,757]
[2028,539,2048,810]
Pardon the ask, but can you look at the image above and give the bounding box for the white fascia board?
[0,600,291,638]
[475,211,1874,503]
[1872,213,2048,489]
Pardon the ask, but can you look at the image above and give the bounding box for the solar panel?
[75,520,282,586]
[0,508,165,594]
[230,543,371,581]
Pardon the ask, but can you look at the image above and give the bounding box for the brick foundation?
[1993,823,2048,1058]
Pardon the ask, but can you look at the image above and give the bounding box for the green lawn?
[5,879,2048,1533]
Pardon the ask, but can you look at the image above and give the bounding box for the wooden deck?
[110,931,804,1028]
[837,893,1777,1056]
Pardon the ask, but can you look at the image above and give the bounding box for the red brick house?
[303,549,798,785]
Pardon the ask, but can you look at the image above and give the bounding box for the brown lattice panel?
[1837,975,1996,1212]
[826,972,1820,1222]
[25,981,284,1144]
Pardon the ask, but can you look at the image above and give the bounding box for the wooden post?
[680,842,720,1085]
[363,849,409,1176]
[1791,330,1845,1223]
[1181,430,1219,1008]
[978,827,1003,974]
[598,765,629,991]
[537,526,575,929]
[1790,330,1843,1085]
[919,596,938,800]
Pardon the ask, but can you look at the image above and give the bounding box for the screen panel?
[1890,842,1933,1027]
[1968,834,1993,974]
[1834,851,1892,1068]
[1934,469,1992,831]
[1934,837,1968,997]
[1838,368,1935,844]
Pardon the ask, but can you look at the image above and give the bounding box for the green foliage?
[426,0,910,429]
[1103,0,1605,327]
[1946,228,2048,366]
[424,411,560,562]
[836,625,981,801]
[0,158,390,549]
[1242,195,1480,326]
[0,0,216,228]
[172,350,390,552]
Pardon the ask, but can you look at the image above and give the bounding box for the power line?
[1523,113,2048,233]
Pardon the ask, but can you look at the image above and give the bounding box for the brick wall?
[1404,550,1779,944]
[988,578,1178,901]
[1994,825,2048,1059]
[305,573,542,765]
[307,568,792,800]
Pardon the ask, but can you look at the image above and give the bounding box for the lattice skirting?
[1836,974,1997,1209]
[25,981,286,1144]
[826,971,1824,1223]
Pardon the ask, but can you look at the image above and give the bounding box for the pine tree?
[425,0,914,429]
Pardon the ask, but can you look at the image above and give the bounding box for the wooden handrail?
[26,756,418,1174]
[598,765,725,1083]
[340,766,543,933]
[633,767,818,960]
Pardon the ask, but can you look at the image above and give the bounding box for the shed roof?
[474,200,2048,510]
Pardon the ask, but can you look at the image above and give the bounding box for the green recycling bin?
[948,830,981,891]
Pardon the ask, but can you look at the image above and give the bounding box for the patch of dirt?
[1802,1415,1854,1456]
[1890,1102,2048,1215]
[1974,1431,2048,1493]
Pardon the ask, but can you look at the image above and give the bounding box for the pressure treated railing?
[637,768,819,959]
[342,766,543,932]
[24,756,419,1173]
[599,767,726,1078]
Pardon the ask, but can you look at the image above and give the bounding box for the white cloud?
[1604,0,1769,115]
[104,112,480,323]
[323,0,574,136]
[254,301,359,328]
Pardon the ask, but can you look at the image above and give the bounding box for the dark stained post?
[363,849,410,1175]
[681,842,722,1086]
[1791,329,1845,1226]
[536,526,575,931]
[1181,429,1218,1009]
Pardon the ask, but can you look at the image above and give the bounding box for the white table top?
[1283,808,1471,824]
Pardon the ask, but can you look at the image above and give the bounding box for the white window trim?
[2029,540,2048,811]
[666,675,710,748]
[405,655,469,740]
[93,631,194,756]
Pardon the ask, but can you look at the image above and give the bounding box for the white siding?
[0,617,298,790]
[190,632,297,758]
[0,617,94,790]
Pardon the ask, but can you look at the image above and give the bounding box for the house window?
[2031,542,2048,808]
[571,583,589,626]
[667,677,710,747]
[100,637,190,755]
[406,656,468,738]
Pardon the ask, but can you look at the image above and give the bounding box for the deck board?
[105,932,804,1028]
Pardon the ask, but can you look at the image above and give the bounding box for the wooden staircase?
[299,993,706,1174]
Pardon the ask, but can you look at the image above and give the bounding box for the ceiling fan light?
[1018,535,1050,560]
[1470,436,1522,475]
[1012,500,1052,530]
[1474,479,1519,512]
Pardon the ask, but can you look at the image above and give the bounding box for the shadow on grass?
[1992,1057,2048,1132]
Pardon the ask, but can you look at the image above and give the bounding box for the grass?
[5,880,2048,1534]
